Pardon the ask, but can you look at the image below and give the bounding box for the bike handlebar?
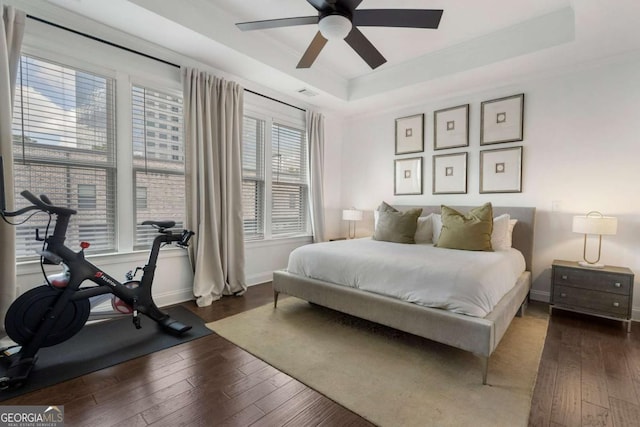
[7,190,194,249]
[19,190,77,216]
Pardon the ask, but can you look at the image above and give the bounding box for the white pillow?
[432,214,443,244]
[414,214,433,243]
[507,219,518,248]
[491,214,511,251]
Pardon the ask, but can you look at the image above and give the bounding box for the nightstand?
[551,260,635,332]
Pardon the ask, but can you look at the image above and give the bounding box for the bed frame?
[273,206,536,384]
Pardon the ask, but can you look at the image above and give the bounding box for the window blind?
[131,85,185,248]
[271,123,308,237]
[242,116,265,240]
[12,55,116,257]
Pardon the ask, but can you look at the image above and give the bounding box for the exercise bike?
[0,189,194,390]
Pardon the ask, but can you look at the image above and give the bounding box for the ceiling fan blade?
[306,0,333,12]
[344,27,386,69]
[353,9,444,29]
[297,32,328,68]
[336,0,364,12]
[237,16,318,31]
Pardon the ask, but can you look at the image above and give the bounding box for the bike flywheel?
[5,285,90,347]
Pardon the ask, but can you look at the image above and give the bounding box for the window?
[271,124,308,237]
[131,85,185,248]
[12,55,116,257]
[12,50,185,259]
[242,116,265,240]
[242,112,309,241]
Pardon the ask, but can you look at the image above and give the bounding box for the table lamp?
[342,208,363,239]
[572,211,617,268]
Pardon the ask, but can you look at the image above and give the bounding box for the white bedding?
[286,238,526,317]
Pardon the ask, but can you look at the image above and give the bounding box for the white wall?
[334,53,640,319]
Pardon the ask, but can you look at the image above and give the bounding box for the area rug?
[0,306,211,401]
[207,297,548,427]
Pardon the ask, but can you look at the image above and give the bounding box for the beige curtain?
[306,110,326,243]
[0,5,25,333]
[182,67,247,307]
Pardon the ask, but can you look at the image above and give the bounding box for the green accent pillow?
[373,208,423,244]
[377,201,397,213]
[436,203,494,251]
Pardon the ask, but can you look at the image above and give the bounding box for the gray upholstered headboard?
[397,206,536,272]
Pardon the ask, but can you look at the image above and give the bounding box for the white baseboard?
[154,272,273,307]
[246,272,273,286]
[529,289,550,303]
[155,287,194,307]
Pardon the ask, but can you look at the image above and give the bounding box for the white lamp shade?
[318,15,352,40]
[572,214,617,235]
[342,209,363,221]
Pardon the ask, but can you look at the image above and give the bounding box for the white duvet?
[287,238,526,317]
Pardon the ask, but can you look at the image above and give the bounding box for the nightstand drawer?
[553,267,631,295]
[553,284,630,317]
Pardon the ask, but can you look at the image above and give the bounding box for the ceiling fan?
[236,0,443,70]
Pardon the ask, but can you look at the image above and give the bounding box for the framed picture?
[480,146,523,193]
[434,104,469,150]
[480,94,524,145]
[395,114,424,155]
[432,152,467,194]
[394,157,423,195]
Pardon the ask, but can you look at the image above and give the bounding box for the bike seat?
[142,220,176,229]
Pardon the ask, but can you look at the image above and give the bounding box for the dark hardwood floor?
[529,307,640,427]
[3,283,639,426]
[2,284,372,426]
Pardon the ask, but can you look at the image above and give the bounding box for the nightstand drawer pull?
[614,282,621,288]
[561,275,568,280]
[613,302,620,307]
[560,292,567,297]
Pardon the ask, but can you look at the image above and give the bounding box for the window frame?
[13,38,184,260]
[243,98,311,243]
[270,122,309,238]
[11,52,118,256]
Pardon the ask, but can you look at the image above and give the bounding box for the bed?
[272,205,536,384]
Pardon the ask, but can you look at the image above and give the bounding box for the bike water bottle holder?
[178,230,195,248]
[125,267,144,281]
[36,250,63,266]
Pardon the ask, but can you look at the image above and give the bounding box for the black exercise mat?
[0,305,211,401]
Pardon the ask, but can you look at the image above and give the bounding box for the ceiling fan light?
[318,15,352,41]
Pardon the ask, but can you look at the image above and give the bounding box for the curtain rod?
[244,89,305,112]
[26,14,306,113]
